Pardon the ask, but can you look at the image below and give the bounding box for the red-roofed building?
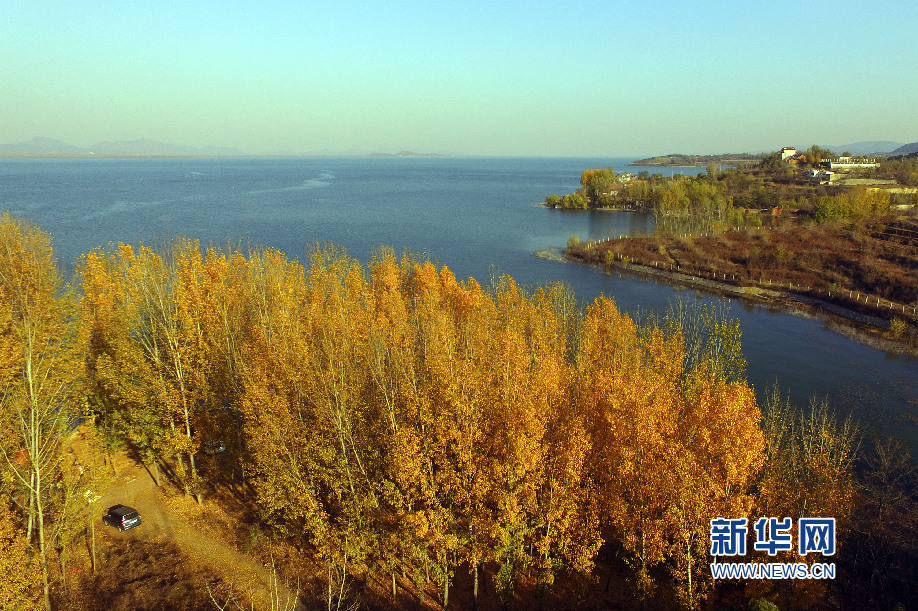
[780,147,797,161]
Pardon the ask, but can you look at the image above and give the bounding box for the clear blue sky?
[2,1,916,156]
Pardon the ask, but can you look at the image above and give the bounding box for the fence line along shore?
[551,240,918,356]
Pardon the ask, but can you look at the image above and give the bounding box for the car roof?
[108,505,139,517]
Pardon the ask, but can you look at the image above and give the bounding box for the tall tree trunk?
[90,507,97,573]
[176,451,187,495]
[36,482,50,611]
[327,565,333,611]
[473,563,479,611]
[442,558,450,609]
[181,391,202,504]
[640,527,647,611]
[687,537,693,610]
[337,555,348,611]
[27,472,35,539]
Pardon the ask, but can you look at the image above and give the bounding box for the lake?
[2,156,917,448]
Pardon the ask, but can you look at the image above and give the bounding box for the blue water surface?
[2,156,916,448]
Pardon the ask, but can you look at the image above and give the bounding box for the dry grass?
[575,216,918,310]
[63,536,238,611]
[162,486,255,554]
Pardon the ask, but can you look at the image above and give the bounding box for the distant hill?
[890,142,918,156]
[87,139,245,156]
[0,137,88,155]
[0,138,450,158]
[825,141,903,155]
[368,151,446,158]
[0,137,246,157]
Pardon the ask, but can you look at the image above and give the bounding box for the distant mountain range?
[0,137,452,158]
[821,140,904,155]
[0,137,89,156]
[367,151,446,158]
[0,137,246,157]
[3,136,915,158]
[890,142,918,156]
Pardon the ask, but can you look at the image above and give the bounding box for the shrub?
[775,245,794,266]
[561,192,588,209]
[890,317,908,339]
[748,599,779,611]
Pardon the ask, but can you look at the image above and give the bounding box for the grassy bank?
[565,216,918,353]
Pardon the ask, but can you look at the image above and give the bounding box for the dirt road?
[97,455,302,610]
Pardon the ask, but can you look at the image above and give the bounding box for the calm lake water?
[2,156,917,448]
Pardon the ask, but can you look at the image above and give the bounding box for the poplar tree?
[0,500,42,610]
[0,214,81,611]
[81,241,208,500]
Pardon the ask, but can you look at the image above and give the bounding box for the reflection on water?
[588,209,654,240]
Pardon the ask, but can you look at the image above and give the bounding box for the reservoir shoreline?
[543,248,918,358]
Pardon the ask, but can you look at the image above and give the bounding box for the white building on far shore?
[824,156,878,171]
[805,169,836,184]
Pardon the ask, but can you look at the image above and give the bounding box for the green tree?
[802,145,835,166]
[581,168,615,201]
[560,193,588,209]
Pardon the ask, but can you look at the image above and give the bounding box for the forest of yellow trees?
[0,212,900,610]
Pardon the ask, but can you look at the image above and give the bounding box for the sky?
[2,1,917,156]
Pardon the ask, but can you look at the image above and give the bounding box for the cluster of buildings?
[780,147,878,184]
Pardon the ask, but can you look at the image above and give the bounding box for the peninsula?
[544,146,918,351]
[630,152,763,166]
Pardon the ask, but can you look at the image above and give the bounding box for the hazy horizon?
[1,135,909,158]
[3,1,916,157]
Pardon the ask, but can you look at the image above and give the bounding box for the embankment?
[564,250,918,357]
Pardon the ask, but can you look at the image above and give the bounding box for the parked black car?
[202,440,226,455]
[102,505,142,531]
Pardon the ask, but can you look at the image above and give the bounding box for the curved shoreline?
[536,201,640,211]
[537,249,918,357]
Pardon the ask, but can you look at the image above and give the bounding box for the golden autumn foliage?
[0,214,83,611]
[0,500,43,611]
[749,388,859,608]
[575,297,764,608]
[72,233,834,610]
[80,239,253,501]
[226,247,606,608]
